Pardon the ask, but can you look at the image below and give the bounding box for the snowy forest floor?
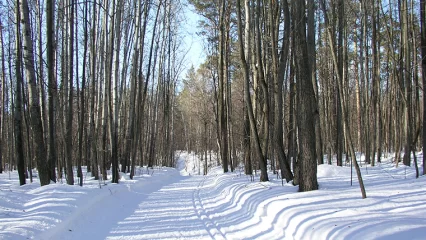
[0,152,425,240]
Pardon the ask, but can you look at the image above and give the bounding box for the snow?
[0,153,425,240]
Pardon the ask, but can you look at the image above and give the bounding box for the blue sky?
[181,3,205,79]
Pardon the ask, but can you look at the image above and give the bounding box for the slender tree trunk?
[254,0,269,181]
[0,19,5,174]
[64,0,75,185]
[108,0,122,184]
[421,0,426,175]
[372,0,382,165]
[88,0,99,180]
[307,0,324,165]
[236,0,267,181]
[218,0,229,173]
[336,0,344,167]
[77,2,88,186]
[46,0,57,182]
[21,0,50,185]
[401,0,412,167]
[271,0,293,182]
[321,0,366,198]
[14,1,26,185]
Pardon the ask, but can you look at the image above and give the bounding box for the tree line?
[1,0,183,186]
[0,0,425,197]
[178,0,426,197]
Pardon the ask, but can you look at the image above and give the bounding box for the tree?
[270,0,293,182]
[0,19,5,174]
[421,0,426,175]
[14,0,25,185]
[218,0,229,173]
[20,0,50,185]
[320,0,366,198]
[46,0,57,183]
[65,0,75,185]
[294,0,318,192]
[401,0,412,167]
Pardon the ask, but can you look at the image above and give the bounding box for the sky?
[181,1,206,80]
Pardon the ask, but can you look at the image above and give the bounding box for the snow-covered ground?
[0,152,425,240]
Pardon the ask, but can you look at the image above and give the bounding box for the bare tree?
[270,0,293,182]
[14,0,25,185]
[20,0,50,185]
[294,0,318,192]
[320,0,366,198]
[46,0,57,182]
[0,19,5,174]
[421,0,426,175]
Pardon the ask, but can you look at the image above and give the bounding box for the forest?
[0,0,425,197]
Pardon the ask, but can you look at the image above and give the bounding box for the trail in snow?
[37,169,212,240]
[0,152,426,240]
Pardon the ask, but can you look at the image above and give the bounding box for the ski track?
[31,167,288,240]
[1,153,426,240]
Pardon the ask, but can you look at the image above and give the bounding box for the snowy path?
[34,167,287,240]
[1,152,426,240]
[36,169,217,240]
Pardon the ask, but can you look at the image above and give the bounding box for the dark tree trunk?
[65,0,75,185]
[294,0,318,192]
[421,0,426,175]
[218,0,229,173]
[21,0,50,185]
[14,1,25,185]
[46,0,57,182]
[0,19,5,174]
[271,0,293,182]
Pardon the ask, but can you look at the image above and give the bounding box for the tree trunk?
[254,0,269,182]
[336,0,344,167]
[421,0,426,175]
[271,0,293,182]
[20,0,50,185]
[88,0,99,180]
[401,0,412,167]
[14,1,26,185]
[46,0,57,182]
[0,19,6,174]
[218,0,229,173]
[236,0,267,182]
[65,0,75,185]
[321,0,366,198]
[77,1,89,186]
[307,0,324,165]
[294,0,318,192]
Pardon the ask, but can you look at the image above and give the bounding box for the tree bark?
[321,0,366,198]
[218,0,229,173]
[0,19,5,174]
[65,0,75,185]
[21,0,50,185]
[271,0,293,182]
[236,0,267,182]
[307,0,324,165]
[46,0,57,183]
[294,0,318,192]
[14,1,26,185]
[421,0,426,175]
[401,0,412,167]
